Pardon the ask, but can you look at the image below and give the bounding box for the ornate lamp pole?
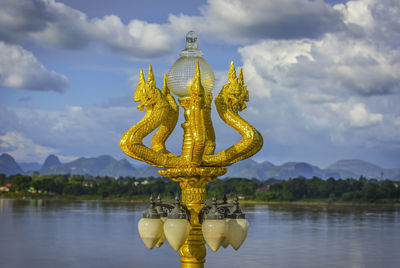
[120,31,263,268]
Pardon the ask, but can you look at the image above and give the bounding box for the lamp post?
[121,31,263,268]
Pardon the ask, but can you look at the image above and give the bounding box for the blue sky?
[1,0,399,169]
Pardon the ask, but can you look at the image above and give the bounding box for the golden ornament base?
[159,167,226,268]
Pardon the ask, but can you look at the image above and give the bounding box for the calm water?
[0,199,399,268]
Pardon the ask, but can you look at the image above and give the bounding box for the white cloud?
[239,33,400,98]
[0,104,143,162]
[335,0,375,29]
[0,0,90,48]
[335,0,400,45]
[0,0,179,60]
[0,42,69,92]
[91,16,177,60]
[0,131,57,162]
[224,0,400,165]
[349,103,383,127]
[170,0,343,43]
[0,0,345,58]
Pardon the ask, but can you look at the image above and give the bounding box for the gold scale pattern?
[120,61,263,267]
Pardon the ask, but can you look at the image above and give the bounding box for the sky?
[0,0,399,169]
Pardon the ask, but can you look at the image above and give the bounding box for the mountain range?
[1,153,399,180]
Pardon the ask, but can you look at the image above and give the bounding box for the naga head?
[135,64,160,111]
[222,61,249,113]
[189,61,206,107]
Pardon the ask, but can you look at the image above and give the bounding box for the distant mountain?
[320,168,358,180]
[41,154,62,169]
[261,162,323,179]
[134,166,161,178]
[0,153,24,176]
[223,160,324,180]
[19,162,41,172]
[224,159,264,178]
[327,160,400,180]
[39,155,137,177]
[2,153,398,180]
[223,159,398,180]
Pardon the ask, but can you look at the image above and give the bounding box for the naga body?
[120,65,181,167]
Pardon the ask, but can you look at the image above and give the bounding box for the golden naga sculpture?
[121,61,262,168]
[121,58,263,267]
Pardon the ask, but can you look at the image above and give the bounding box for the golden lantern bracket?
[198,195,235,224]
[155,194,191,222]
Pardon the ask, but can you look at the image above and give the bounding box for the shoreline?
[1,194,399,207]
[240,200,400,208]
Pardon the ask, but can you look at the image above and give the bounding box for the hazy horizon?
[4,152,399,170]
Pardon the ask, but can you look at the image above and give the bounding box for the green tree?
[12,175,32,191]
[362,182,378,201]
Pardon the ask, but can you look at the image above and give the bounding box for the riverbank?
[241,200,400,210]
[0,193,149,203]
[2,193,399,207]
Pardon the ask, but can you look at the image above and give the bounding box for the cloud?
[334,0,400,45]
[323,100,383,129]
[0,131,57,162]
[0,106,20,135]
[0,0,345,59]
[348,103,383,127]
[0,103,144,162]
[169,0,344,43]
[0,0,90,48]
[226,0,400,165]
[91,16,177,60]
[239,34,400,98]
[1,0,399,167]
[0,0,179,60]
[0,42,69,92]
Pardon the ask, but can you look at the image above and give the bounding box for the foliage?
[254,176,400,202]
[0,173,399,203]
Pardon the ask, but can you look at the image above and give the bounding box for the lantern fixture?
[163,195,191,251]
[138,193,248,252]
[121,30,263,267]
[137,194,163,250]
[167,31,215,97]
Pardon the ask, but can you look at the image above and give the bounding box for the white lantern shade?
[227,218,249,250]
[221,219,231,248]
[164,218,190,251]
[156,216,168,248]
[221,237,230,248]
[138,218,163,250]
[202,219,226,252]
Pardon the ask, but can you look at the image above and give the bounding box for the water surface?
[0,199,399,268]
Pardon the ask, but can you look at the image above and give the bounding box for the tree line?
[255,176,400,202]
[0,173,179,199]
[1,173,399,202]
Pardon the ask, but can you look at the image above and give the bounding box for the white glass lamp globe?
[221,218,231,248]
[163,218,190,251]
[138,217,163,250]
[167,31,215,97]
[155,216,168,248]
[227,218,249,250]
[202,219,226,252]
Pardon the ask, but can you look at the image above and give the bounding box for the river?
[0,199,399,268]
